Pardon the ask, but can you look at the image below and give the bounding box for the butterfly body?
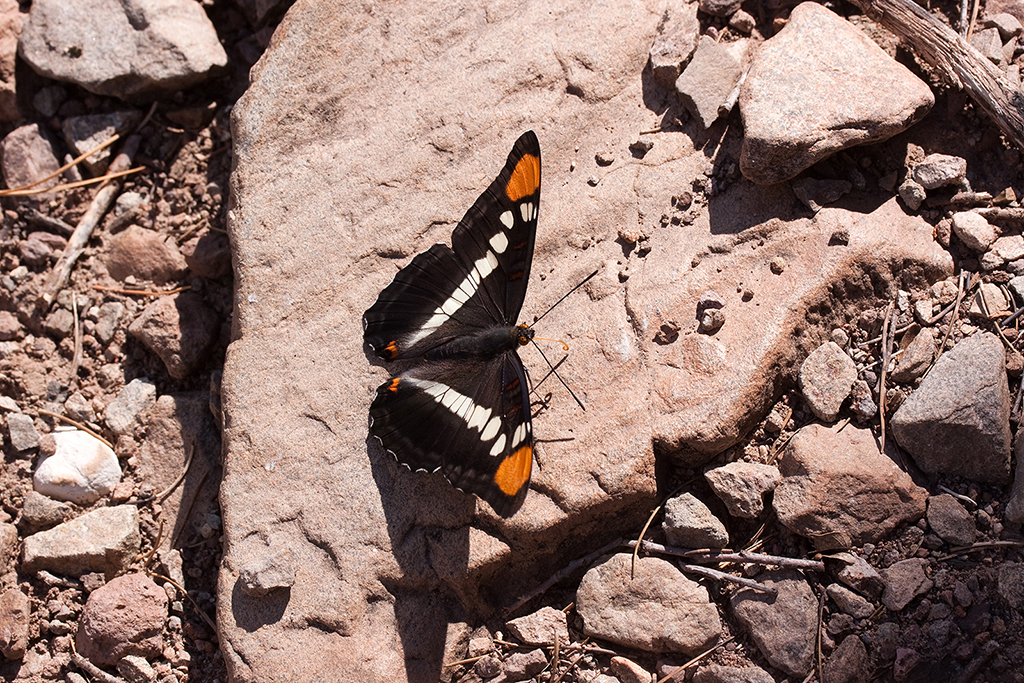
[363,132,541,517]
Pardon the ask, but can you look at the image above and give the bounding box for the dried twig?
[26,208,75,237]
[815,582,826,681]
[878,300,896,448]
[147,571,218,633]
[36,409,113,449]
[1013,377,1024,423]
[628,540,826,572]
[935,271,971,360]
[37,135,142,310]
[69,294,83,388]
[655,635,735,683]
[965,0,980,42]
[1,166,143,196]
[938,485,977,509]
[171,468,210,549]
[676,560,777,593]
[71,653,126,683]
[93,284,191,297]
[631,502,663,579]
[0,133,122,196]
[548,652,585,683]
[936,540,1024,561]
[443,654,485,668]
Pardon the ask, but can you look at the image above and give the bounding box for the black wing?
[368,352,534,517]
[363,131,540,360]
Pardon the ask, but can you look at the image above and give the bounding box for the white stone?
[34,429,121,504]
[951,211,998,252]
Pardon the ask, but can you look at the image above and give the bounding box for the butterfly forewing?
[363,132,540,360]
[450,133,540,326]
[363,131,541,517]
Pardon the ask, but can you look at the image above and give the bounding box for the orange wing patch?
[384,340,399,358]
[505,153,540,202]
[494,445,532,496]
[388,378,401,392]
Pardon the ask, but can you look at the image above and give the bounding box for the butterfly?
[363,131,541,517]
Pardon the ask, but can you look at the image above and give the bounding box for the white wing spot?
[481,416,501,441]
[467,405,491,431]
[520,202,533,222]
[511,423,527,448]
[499,210,514,229]
[489,231,509,254]
[489,433,507,456]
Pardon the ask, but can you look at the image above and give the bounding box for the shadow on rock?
[367,434,474,682]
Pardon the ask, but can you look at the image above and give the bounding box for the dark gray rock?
[880,558,933,611]
[6,412,39,452]
[104,377,156,434]
[663,493,729,548]
[731,568,817,677]
[822,634,868,683]
[699,0,741,18]
[891,332,1012,483]
[926,494,976,546]
[826,583,874,619]
[998,563,1024,610]
[62,111,141,174]
[833,553,884,603]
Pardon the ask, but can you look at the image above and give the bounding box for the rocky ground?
[1,0,1024,682]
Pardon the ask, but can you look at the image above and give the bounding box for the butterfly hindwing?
[363,132,540,360]
[363,131,540,517]
[368,354,533,517]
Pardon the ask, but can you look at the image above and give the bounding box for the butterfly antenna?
[531,269,599,328]
[530,338,586,410]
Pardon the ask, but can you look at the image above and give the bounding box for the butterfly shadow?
[364,432,479,683]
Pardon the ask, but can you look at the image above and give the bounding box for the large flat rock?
[219,1,953,681]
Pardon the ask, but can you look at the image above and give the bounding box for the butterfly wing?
[363,131,540,360]
[368,352,534,517]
